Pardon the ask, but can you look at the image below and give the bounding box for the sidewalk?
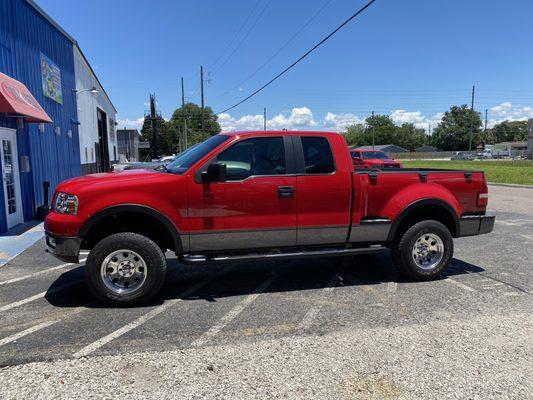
[0,221,44,267]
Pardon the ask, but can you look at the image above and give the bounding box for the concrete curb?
[488,182,533,189]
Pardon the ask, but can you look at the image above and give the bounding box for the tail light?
[477,179,489,207]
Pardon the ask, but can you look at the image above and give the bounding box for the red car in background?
[351,149,403,169]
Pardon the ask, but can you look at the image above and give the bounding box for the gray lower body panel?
[297,226,349,246]
[349,219,391,243]
[188,229,297,252]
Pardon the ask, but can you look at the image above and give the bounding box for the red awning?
[0,72,52,123]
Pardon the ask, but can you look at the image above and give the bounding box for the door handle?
[277,186,294,198]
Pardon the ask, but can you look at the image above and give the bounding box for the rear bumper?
[458,213,495,237]
[45,232,81,263]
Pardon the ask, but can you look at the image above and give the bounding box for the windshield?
[165,135,231,174]
[362,151,389,160]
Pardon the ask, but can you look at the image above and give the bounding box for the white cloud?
[390,109,443,130]
[488,102,533,127]
[116,117,144,130]
[323,112,364,131]
[219,107,317,132]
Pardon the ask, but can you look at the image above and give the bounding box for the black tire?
[392,220,453,281]
[85,232,167,306]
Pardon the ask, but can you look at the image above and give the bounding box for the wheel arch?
[79,204,183,254]
[387,199,460,241]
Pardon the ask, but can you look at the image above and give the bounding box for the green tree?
[344,123,366,146]
[169,102,221,147]
[140,116,175,159]
[394,123,428,151]
[487,120,528,143]
[431,105,482,151]
[139,102,222,159]
[343,115,428,151]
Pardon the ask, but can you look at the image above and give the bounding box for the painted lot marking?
[521,234,533,243]
[0,259,86,286]
[444,277,476,292]
[0,307,88,348]
[191,275,277,348]
[0,321,58,347]
[496,219,531,227]
[296,275,338,332]
[73,278,216,358]
[0,280,81,313]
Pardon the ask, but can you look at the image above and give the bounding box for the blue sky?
[37,0,533,132]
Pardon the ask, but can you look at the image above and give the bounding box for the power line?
[218,0,334,98]
[208,0,263,70]
[216,0,378,115]
[212,0,273,74]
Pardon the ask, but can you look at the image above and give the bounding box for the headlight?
[54,192,78,215]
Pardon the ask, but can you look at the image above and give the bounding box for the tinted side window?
[301,137,335,174]
[217,137,286,180]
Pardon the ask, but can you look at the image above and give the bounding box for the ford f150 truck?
[45,131,495,305]
[350,149,403,169]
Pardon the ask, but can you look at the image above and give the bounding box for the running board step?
[181,245,386,265]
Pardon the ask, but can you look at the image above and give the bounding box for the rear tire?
[392,220,453,281]
[85,232,167,306]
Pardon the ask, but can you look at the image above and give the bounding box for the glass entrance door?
[0,128,23,229]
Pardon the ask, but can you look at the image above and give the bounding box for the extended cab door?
[293,135,352,246]
[186,136,297,252]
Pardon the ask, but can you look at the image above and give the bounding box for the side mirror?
[352,157,362,162]
[202,162,227,182]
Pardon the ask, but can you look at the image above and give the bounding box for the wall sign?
[40,53,63,104]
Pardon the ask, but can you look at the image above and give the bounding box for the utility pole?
[181,77,188,150]
[149,93,158,160]
[263,107,267,131]
[428,122,432,145]
[468,85,475,151]
[371,110,375,150]
[200,65,205,140]
[484,108,488,133]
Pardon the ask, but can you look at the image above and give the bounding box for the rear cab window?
[301,137,335,174]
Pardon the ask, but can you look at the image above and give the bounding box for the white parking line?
[0,259,86,286]
[444,277,476,292]
[0,280,81,313]
[0,306,88,348]
[0,320,58,347]
[73,278,215,358]
[191,275,277,347]
[296,275,338,331]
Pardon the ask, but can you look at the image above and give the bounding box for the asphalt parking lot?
[0,185,532,399]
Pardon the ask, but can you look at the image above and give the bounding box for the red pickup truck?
[350,149,403,169]
[45,131,494,305]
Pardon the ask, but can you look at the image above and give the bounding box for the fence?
[393,150,530,160]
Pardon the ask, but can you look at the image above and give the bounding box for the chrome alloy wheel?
[100,249,147,294]
[411,233,444,270]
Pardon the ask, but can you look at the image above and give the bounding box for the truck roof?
[220,130,340,137]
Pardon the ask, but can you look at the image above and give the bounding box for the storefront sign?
[40,53,63,104]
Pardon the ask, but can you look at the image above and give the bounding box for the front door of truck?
[186,136,297,252]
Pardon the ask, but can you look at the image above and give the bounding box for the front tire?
[85,232,167,306]
[392,220,453,281]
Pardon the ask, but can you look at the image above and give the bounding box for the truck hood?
[56,169,174,193]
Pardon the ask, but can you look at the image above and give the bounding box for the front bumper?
[458,213,496,237]
[45,232,81,263]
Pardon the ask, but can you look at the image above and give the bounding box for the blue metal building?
[0,0,81,234]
